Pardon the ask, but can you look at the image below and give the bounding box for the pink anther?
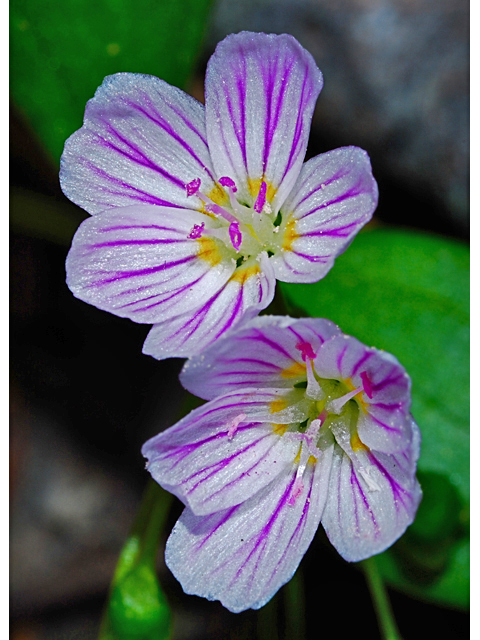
[186,178,201,197]
[219,176,237,192]
[295,341,316,362]
[288,477,304,506]
[227,413,247,440]
[360,371,374,399]
[188,223,205,239]
[253,180,267,213]
[229,222,242,251]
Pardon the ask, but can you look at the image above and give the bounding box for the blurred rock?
[207,0,468,229]
[10,391,140,617]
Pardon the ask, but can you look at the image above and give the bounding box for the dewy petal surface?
[61,73,215,214]
[66,205,235,324]
[142,390,303,515]
[165,452,333,613]
[142,253,276,359]
[143,315,421,607]
[271,147,378,283]
[181,315,341,400]
[205,32,323,213]
[60,35,381,362]
[321,418,422,562]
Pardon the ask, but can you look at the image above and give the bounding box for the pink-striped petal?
[164,451,333,613]
[321,419,422,562]
[60,73,215,215]
[142,390,307,515]
[313,335,412,453]
[271,147,378,283]
[142,252,276,360]
[180,315,341,400]
[66,205,235,324]
[205,32,323,214]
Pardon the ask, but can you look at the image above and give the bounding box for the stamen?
[287,417,325,506]
[186,178,201,197]
[254,180,267,213]
[303,417,323,456]
[288,422,322,506]
[295,341,316,361]
[217,178,253,222]
[226,413,247,440]
[305,359,324,401]
[188,222,205,239]
[188,223,229,245]
[219,176,237,192]
[286,416,323,452]
[288,445,309,506]
[229,222,242,251]
[186,177,239,224]
[294,341,323,400]
[360,371,373,399]
[203,202,237,224]
[288,475,305,506]
[326,386,363,414]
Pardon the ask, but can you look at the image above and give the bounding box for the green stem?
[361,556,403,640]
[284,569,306,640]
[257,594,279,640]
[126,479,173,568]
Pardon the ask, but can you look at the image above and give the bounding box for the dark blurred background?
[10,0,468,638]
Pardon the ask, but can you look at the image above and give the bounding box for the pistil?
[185,177,279,256]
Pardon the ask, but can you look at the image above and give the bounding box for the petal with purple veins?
[357,404,413,455]
[142,390,305,515]
[61,73,215,215]
[321,430,422,562]
[66,205,235,324]
[164,450,333,613]
[180,315,341,400]
[205,32,323,214]
[271,147,378,283]
[143,252,276,360]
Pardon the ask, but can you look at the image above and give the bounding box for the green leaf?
[374,469,469,609]
[10,187,86,246]
[375,537,470,611]
[280,227,469,608]
[11,0,213,164]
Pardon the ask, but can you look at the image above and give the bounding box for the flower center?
[185,177,283,262]
[283,341,375,504]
